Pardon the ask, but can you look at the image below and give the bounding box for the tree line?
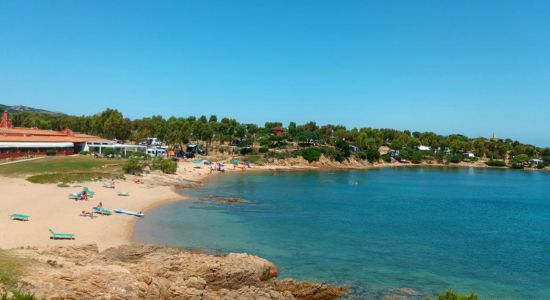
[4,108,550,166]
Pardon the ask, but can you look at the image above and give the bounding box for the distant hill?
[0,104,65,116]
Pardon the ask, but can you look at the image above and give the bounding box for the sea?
[134,167,550,299]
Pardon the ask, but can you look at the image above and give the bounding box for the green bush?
[129,151,149,159]
[447,154,462,164]
[122,158,143,175]
[159,158,177,174]
[79,151,90,155]
[486,160,506,167]
[45,149,57,156]
[102,148,117,157]
[1,290,37,300]
[536,162,546,169]
[434,290,479,300]
[382,154,391,163]
[258,146,269,153]
[302,148,322,162]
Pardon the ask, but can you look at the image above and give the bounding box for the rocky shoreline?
[5,244,347,299]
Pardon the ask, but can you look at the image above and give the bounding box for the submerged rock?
[14,244,347,299]
[200,194,248,204]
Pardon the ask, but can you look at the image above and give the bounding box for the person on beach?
[99,202,103,208]
[81,190,88,200]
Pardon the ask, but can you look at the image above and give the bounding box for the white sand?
[0,160,219,250]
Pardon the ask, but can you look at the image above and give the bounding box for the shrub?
[486,160,506,167]
[79,151,90,155]
[129,151,149,159]
[45,149,57,156]
[536,163,546,169]
[447,154,462,164]
[159,158,177,174]
[102,148,117,157]
[382,154,391,163]
[434,290,479,300]
[122,158,143,175]
[258,146,269,153]
[240,147,253,155]
[302,148,322,162]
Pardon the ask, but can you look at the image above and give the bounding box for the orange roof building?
[0,112,113,160]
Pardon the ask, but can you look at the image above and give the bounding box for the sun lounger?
[102,183,115,189]
[68,193,82,199]
[84,187,95,197]
[10,214,30,221]
[93,207,112,215]
[117,192,130,196]
[49,229,75,240]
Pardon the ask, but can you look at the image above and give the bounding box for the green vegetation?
[486,160,506,167]
[301,148,322,162]
[122,158,143,175]
[5,108,549,169]
[0,251,29,293]
[428,290,479,300]
[0,157,112,176]
[44,149,56,156]
[150,158,178,174]
[26,172,121,184]
[0,156,122,183]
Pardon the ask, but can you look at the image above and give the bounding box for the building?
[418,145,431,151]
[530,158,544,165]
[463,152,475,158]
[271,127,285,137]
[0,112,114,160]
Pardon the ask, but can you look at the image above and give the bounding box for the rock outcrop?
[13,244,347,299]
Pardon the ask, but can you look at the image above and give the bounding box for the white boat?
[113,209,144,217]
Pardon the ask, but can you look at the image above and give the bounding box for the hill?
[0,104,65,116]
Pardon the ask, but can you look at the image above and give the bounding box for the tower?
[0,111,12,129]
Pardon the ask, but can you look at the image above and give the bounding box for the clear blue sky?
[1,1,549,146]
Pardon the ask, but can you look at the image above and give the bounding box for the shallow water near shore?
[134,168,550,299]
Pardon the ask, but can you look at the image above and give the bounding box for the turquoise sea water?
[134,168,550,299]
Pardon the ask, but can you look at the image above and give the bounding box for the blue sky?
[0,1,549,146]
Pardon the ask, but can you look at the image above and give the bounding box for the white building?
[418,145,431,151]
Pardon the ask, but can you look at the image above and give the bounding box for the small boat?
[114,209,144,217]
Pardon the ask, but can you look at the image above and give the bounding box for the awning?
[0,142,74,148]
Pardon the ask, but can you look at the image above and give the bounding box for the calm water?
[134,168,550,299]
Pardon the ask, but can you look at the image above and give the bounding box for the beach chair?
[117,191,130,196]
[10,214,30,221]
[68,193,82,199]
[48,229,75,240]
[84,187,95,197]
[102,182,115,189]
[93,207,112,215]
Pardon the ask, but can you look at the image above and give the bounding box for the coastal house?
[418,145,431,151]
[271,127,285,137]
[0,112,115,160]
[530,158,544,165]
[463,152,475,158]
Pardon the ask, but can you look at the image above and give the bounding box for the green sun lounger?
[117,191,129,196]
[49,229,75,240]
[10,214,29,221]
[68,193,82,199]
[93,207,112,215]
[84,187,95,197]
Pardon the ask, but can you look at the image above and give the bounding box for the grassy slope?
[0,156,123,183]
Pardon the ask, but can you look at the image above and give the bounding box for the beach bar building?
[0,112,114,160]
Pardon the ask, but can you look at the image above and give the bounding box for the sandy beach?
[0,160,215,250]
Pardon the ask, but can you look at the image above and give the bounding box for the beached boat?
[114,209,144,217]
[93,207,112,215]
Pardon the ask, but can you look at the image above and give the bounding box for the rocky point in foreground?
[8,244,347,299]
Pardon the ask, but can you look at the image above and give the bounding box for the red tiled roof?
[0,127,113,143]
